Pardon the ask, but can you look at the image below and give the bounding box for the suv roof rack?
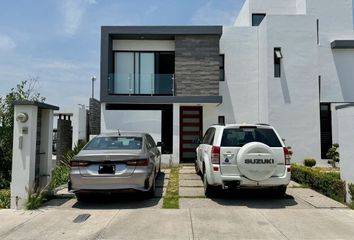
[211,123,225,126]
[255,123,270,126]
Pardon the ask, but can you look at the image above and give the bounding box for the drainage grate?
[73,214,91,223]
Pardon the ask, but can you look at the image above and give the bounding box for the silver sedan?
[68,132,162,200]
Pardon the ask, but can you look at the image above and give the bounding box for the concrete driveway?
[1,166,354,240]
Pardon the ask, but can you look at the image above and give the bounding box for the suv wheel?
[274,185,287,198]
[195,161,202,176]
[203,171,216,198]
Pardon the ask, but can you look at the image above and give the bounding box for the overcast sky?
[0,0,244,109]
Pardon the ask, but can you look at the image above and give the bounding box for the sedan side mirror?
[157,142,164,147]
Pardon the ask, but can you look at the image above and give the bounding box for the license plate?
[98,165,115,174]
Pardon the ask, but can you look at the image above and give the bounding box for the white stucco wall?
[295,0,307,14]
[223,14,322,163]
[219,27,260,123]
[72,105,87,147]
[101,104,162,143]
[336,106,354,203]
[203,104,218,133]
[264,15,321,162]
[10,106,54,209]
[234,0,250,26]
[11,105,38,209]
[235,0,300,27]
[306,0,353,35]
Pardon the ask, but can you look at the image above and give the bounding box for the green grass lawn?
[162,167,180,209]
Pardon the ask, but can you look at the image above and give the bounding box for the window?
[221,128,282,147]
[274,48,282,78]
[84,137,143,150]
[316,19,320,45]
[202,128,216,145]
[145,134,157,150]
[112,51,174,95]
[219,54,225,81]
[252,14,266,26]
[218,116,225,125]
[320,103,332,158]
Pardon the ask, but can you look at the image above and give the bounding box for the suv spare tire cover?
[236,142,277,181]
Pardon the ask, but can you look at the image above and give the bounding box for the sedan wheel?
[146,177,156,198]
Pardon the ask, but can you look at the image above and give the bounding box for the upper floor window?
[109,51,175,95]
[274,48,283,78]
[219,54,225,81]
[252,14,266,26]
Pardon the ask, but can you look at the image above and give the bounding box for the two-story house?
[100,0,354,165]
[100,26,223,164]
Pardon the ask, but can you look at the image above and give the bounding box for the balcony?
[108,73,175,96]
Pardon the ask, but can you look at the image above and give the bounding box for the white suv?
[195,124,291,197]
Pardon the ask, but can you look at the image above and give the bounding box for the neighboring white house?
[99,0,354,166]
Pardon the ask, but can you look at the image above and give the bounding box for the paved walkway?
[1,166,354,240]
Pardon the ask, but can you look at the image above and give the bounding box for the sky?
[0,0,245,109]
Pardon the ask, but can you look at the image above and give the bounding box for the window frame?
[274,48,282,78]
[202,127,216,145]
[252,13,266,27]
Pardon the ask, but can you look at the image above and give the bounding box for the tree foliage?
[0,79,45,188]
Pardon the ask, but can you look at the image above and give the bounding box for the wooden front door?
[180,106,203,163]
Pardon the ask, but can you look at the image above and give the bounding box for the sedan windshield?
[84,137,143,150]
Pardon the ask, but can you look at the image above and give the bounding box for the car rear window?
[221,128,282,147]
[84,137,143,150]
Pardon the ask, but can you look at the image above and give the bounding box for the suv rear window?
[84,137,143,150]
[221,128,282,147]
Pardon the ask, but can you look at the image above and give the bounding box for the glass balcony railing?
[108,73,175,95]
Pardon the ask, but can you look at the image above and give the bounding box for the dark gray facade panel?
[175,35,220,96]
[101,95,222,104]
[101,26,222,38]
[331,40,354,49]
[100,29,112,102]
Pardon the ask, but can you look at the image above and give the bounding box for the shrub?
[50,165,70,190]
[0,178,10,189]
[304,158,316,167]
[0,189,10,208]
[326,143,339,168]
[50,140,87,190]
[291,164,346,202]
[26,192,43,210]
[349,183,354,202]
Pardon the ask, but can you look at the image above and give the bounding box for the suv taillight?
[283,147,291,165]
[211,146,220,164]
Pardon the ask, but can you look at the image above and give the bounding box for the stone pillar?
[89,98,101,135]
[11,101,58,209]
[56,115,72,165]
